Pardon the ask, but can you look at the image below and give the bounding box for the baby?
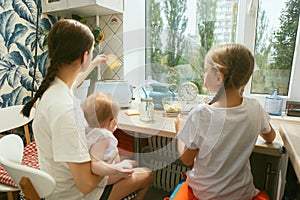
[82,93,153,200]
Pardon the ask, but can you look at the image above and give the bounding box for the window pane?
[146,0,238,94]
[251,0,300,96]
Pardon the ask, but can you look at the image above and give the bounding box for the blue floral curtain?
[0,0,56,107]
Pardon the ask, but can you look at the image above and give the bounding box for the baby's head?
[82,93,120,131]
[204,43,254,104]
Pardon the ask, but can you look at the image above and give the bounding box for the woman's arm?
[67,161,104,195]
[260,123,276,143]
[73,54,107,89]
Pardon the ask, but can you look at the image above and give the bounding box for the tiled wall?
[86,14,123,81]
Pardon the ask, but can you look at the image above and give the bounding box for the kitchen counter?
[118,108,286,157]
[279,123,300,181]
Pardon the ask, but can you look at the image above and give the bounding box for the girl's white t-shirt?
[178,97,271,200]
[33,77,105,200]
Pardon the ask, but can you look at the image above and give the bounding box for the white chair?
[0,105,35,199]
[0,134,55,200]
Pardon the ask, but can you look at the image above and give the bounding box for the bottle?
[139,97,154,122]
[265,89,283,116]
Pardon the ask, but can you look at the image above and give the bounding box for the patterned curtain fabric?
[0,0,56,108]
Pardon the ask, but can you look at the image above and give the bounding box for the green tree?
[146,0,163,64]
[272,0,300,70]
[146,0,164,81]
[197,0,217,52]
[163,0,188,67]
[251,7,271,94]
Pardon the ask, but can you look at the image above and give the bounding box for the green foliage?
[252,0,300,96]
[272,0,300,70]
[197,0,217,52]
[163,0,188,67]
[147,0,163,64]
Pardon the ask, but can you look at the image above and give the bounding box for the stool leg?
[7,191,14,200]
[24,124,31,145]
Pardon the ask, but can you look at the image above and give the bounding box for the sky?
[261,0,286,29]
[184,0,287,35]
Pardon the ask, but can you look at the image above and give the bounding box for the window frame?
[123,0,300,104]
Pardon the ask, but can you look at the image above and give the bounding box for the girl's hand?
[175,114,182,133]
[91,54,107,66]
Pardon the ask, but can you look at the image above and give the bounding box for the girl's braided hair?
[205,43,254,105]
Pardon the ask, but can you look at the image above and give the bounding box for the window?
[123,0,300,101]
[144,0,300,97]
[145,0,238,94]
[251,0,300,96]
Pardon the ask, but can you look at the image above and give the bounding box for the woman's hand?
[91,54,107,66]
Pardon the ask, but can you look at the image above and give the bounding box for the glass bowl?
[162,96,182,113]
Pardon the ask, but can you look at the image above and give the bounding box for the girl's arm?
[260,123,276,143]
[175,115,199,166]
[67,161,104,195]
[177,139,199,166]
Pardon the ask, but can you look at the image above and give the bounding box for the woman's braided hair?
[205,43,254,105]
[22,19,94,117]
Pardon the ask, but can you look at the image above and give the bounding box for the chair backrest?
[0,134,55,198]
[0,134,24,164]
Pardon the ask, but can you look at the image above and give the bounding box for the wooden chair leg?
[19,177,40,200]
[23,124,31,145]
[7,191,14,200]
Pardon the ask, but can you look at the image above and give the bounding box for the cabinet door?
[42,0,123,16]
[283,159,300,200]
[250,152,288,200]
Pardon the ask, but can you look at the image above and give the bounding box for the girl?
[82,93,153,200]
[175,43,276,200]
[21,19,109,199]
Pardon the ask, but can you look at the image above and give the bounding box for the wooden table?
[118,108,285,157]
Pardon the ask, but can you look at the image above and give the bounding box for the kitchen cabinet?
[279,123,300,200]
[42,0,123,17]
[283,159,300,200]
[250,151,288,200]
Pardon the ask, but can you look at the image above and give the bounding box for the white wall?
[123,0,146,88]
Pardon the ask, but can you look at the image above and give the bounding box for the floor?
[0,187,170,200]
[145,186,170,200]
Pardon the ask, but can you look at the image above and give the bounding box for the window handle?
[248,0,256,16]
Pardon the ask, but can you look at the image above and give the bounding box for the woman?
[22,19,109,199]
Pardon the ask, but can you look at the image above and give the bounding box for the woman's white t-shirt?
[178,97,271,200]
[33,77,104,200]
